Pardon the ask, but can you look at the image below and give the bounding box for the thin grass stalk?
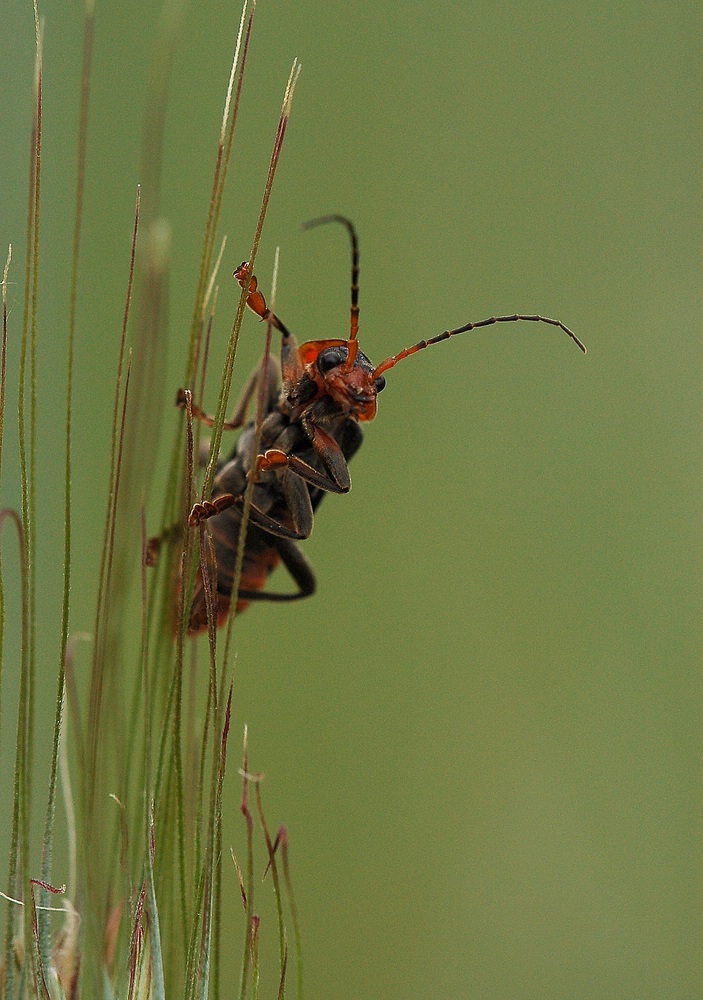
[141,516,166,1000]
[250,915,260,1000]
[152,11,256,883]
[1,510,28,1000]
[183,862,207,999]
[37,687,65,973]
[104,798,132,990]
[172,393,200,962]
[25,6,42,832]
[63,641,85,863]
[196,687,232,998]
[212,793,223,999]
[195,815,216,996]
[86,216,167,819]
[189,252,223,487]
[145,374,189,988]
[78,352,133,988]
[277,947,288,1000]
[152,635,185,813]
[0,245,11,747]
[194,671,213,891]
[59,637,87,905]
[127,882,146,1000]
[230,846,246,915]
[37,2,95,970]
[200,531,219,710]
[142,43,262,976]
[149,377,197,819]
[184,0,252,387]
[183,690,226,1000]
[103,0,182,647]
[92,185,140,738]
[9,13,43,987]
[94,344,133,837]
[194,520,221,978]
[145,804,166,1000]
[202,3,251,286]
[136,524,200,947]
[150,424,195,863]
[144,238,221,682]
[280,828,303,1000]
[198,517,221,982]
[185,649,198,791]
[254,783,286,974]
[220,246,278,702]
[92,230,169,984]
[208,682,233,995]
[155,1,252,677]
[101,10,183,844]
[101,193,150,901]
[237,729,256,1000]
[29,878,65,999]
[153,2,249,680]
[167,247,224,682]
[150,767,176,980]
[206,67,301,737]
[201,59,301,508]
[154,232,227,732]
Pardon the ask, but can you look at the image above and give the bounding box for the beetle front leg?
[253,418,352,495]
[248,447,349,496]
[234,261,303,387]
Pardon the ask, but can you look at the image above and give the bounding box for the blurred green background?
[2,1,701,996]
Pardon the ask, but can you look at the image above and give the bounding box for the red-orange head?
[295,337,386,422]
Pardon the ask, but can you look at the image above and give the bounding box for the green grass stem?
[38,1,95,972]
[0,245,11,748]
[1,510,28,1000]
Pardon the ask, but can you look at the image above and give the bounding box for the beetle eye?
[374,375,386,392]
[317,347,347,374]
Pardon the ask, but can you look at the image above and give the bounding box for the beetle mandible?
[182,215,585,634]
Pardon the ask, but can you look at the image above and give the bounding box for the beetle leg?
[253,407,353,495]
[144,521,182,566]
[190,450,317,541]
[176,356,279,430]
[234,261,304,387]
[188,494,296,537]
[249,446,350,496]
[238,536,316,602]
[189,486,313,542]
[302,417,353,492]
[240,464,315,539]
[189,495,237,524]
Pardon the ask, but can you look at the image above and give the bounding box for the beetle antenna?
[372,312,586,379]
[304,214,360,368]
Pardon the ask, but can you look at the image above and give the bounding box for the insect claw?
[188,502,209,526]
[189,494,238,526]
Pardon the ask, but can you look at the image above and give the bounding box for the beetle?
[180,215,585,634]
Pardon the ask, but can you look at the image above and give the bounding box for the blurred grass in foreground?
[1,2,306,996]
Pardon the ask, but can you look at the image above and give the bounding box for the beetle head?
[296,338,386,422]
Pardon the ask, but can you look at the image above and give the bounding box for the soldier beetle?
[179,215,585,634]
